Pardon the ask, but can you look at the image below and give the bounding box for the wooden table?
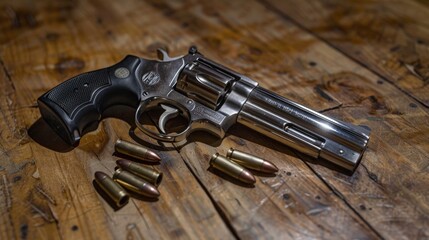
[1,0,428,239]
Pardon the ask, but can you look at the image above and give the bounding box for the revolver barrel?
[176,51,369,171]
[238,87,370,171]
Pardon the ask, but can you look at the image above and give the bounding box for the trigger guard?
[135,97,191,142]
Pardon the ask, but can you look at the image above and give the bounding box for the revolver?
[38,46,370,171]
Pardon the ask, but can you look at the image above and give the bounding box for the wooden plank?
[1,0,428,239]
[178,142,378,239]
[255,0,429,239]
[0,0,373,238]
[262,0,429,107]
[149,0,387,238]
[0,59,63,239]
[293,71,429,239]
[153,0,429,239]
[0,0,233,239]
[120,0,373,236]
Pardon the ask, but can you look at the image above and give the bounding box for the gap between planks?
[257,0,428,109]
[172,144,241,239]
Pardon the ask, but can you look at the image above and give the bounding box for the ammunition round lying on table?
[115,139,161,162]
[94,171,129,207]
[226,148,279,173]
[113,168,160,198]
[210,153,256,184]
[116,159,163,186]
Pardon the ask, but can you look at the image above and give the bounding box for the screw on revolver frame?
[113,168,160,198]
[114,67,130,78]
[188,46,198,55]
[115,139,161,162]
[226,148,278,174]
[210,153,256,184]
[116,159,163,186]
[94,171,129,207]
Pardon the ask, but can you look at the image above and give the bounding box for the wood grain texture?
[157,0,429,239]
[0,1,233,239]
[0,0,428,239]
[263,0,429,107]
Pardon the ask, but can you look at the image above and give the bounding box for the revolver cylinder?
[176,60,236,110]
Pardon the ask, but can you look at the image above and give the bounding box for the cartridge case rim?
[94,171,129,207]
[210,153,220,166]
[226,148,234,158]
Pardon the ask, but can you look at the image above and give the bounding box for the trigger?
[158,104,179,133]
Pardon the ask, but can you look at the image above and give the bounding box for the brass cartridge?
[94,171,129,207]
[113,168,160,198]
[116,159,163,186]
[210,153,256,184]
[115,139,161,162]
[226,148,278,173]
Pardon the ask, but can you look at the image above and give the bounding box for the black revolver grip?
[38,55,142,146]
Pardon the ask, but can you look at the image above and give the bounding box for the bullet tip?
[260,161,279,173]
[238,170,256,184]
[94,171,108,180]
[148,185,161,198]
[116,159,131,168]
[140,183,160,198]
[146,151,162,162]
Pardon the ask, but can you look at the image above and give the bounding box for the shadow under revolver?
[28,104,353,175]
